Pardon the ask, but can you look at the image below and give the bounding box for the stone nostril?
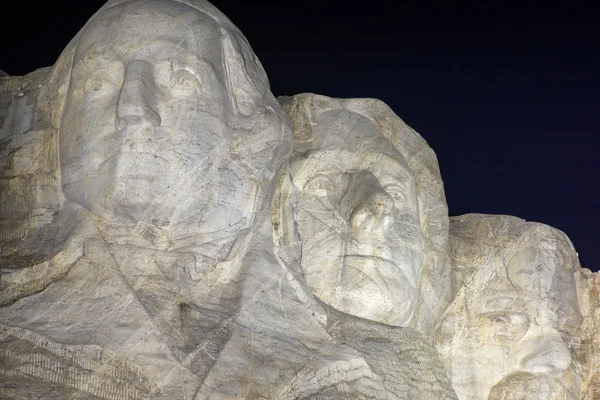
[147,108,161,126]
[349,204,369,230]
[349,191,394,231]
[373,191,394,215]
[519,338,572,374]
[116,117,127,132]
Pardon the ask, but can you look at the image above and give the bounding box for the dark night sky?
[1,0,598,271]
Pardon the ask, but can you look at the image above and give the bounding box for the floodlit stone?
[1,0,593,399]
[437,214,583,400]
[0,0,291,397]
[575,266,600,399]
[197,93,457,399]
[276,93,452,337]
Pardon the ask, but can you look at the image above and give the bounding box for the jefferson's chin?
[488,372,578,400]
[327,256,417,326]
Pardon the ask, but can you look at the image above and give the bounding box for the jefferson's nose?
[515,333,572,375]
[349,174,394,232]
[116,59,161,131]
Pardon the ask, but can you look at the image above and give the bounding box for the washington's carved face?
[59,0,290,258]
[289,110,422,326]
[438,245,581,400]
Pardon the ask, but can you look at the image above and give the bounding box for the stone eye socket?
[83,70,118,94]
[305,174,349,199]
[84,77,103,92]
[171,69,200,91]
[477,312,530,344]
[384,184,406,202]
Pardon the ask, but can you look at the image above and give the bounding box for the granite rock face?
[277,93,452,337]
[0,0,457,399]
[575,267,600,399]
[1,0,292,398]
[1,0,594,399]
[437,214,584,400]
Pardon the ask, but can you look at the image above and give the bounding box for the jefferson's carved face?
[438,246,581,399]
[59,0,290,258]
[289,110,422,326]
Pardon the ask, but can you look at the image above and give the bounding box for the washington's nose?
[516,333,572,375]
[349,174,394,232]
[116,59,161,131]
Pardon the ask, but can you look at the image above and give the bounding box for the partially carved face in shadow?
[59,0,290,260]
[280,109,422,326]
[437,221,582,399]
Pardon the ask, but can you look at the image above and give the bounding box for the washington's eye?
[84,77,103,92]
[172,69,200,91]
[83,69,118,95]
[305,174,349,200]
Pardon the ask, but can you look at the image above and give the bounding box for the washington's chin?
[488,372,578,400]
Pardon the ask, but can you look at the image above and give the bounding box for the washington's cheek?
[63,96,120,157]
[296,196,344,237]
[387,210,422,244]
[161,93,226,130]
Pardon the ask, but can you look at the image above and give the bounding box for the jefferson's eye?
[384,184,407,202]
[305,176,335,197]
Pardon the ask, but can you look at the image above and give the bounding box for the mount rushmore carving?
[0,0,597,399]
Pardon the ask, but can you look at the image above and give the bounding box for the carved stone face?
[59,0,290,258]
[288,110,422,326]
[438,237,581,399]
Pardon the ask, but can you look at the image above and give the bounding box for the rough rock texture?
[576,268,600,399]
[437,214,583,400]
[0,66,62,272]
[277,93,452,338]
[198,92,456,399]
[0,1,458,399]
[196,218,457,399]
[0,0,291,398]
[1,0,593,399]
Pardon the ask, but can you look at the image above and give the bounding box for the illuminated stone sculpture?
[1,0,595,399]
[198,93,457,399]
[274,93,452,333]
[0,0,291,398]
[436,214,584,400]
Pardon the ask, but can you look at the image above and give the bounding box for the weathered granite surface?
[437,214,585,400]
[0,0,456,399]
[276,93,451,336]
[1,0,292,398]
[1,0,595,399]
[576,267,600,399]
